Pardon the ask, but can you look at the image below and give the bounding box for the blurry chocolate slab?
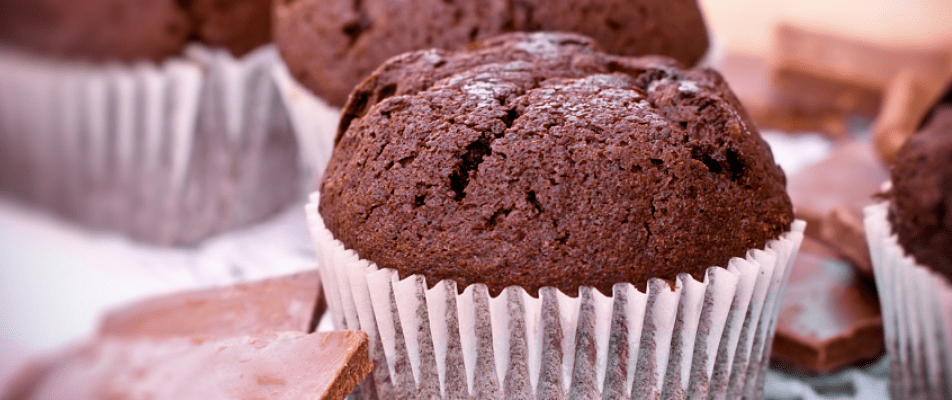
[719,52,872,137]
[760,20,952,137]
[787,139,888,277]
[6,331,372,400]
[772,238,884,374]
[100,270,325,338]
[875,72,952,163]
[699,0,952,59]
[771,23,952,94]
[772,68,881,125]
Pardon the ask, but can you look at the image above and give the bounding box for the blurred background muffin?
[888,104,952,282]
[187,0,274,57]
[0,0,306,246]
[0,0,192,62]
[864,94,952,399]
[0,0,274,60]
[274,0,710,106]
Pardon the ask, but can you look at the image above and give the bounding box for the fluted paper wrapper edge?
[308,193,804,400]
[0,45,340,246]
[864,202,952,399]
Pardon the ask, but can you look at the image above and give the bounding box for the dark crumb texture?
[0,0,272,62]
[274,0,709,107]
[320,33,793,297]
[890,105,952,284]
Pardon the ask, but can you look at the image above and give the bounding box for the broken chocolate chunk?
[5,331,372,400]
[787,139,888,277]
[772,238,884,374]
[99,270,326,338]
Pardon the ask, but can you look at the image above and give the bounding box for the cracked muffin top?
[274,0,709,107]
[889,104,952,284]
[319,33,793,297]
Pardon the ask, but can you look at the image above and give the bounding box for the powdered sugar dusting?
[678,81,700,94]
[514,33,563,57]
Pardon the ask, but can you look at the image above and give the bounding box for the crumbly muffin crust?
[321,33,792,296]
[274,0,709,106]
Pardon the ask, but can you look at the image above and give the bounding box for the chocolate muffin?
[274,0,710,107]
[320,32,793,297]
[186,0,272,57]
[0,0,273,61]
[889,104,952,283]
[0,0,192,62]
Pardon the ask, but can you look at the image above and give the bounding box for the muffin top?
[320,33,793,296]
[890,104,952,283]
[274,0,709,107]
[0,0,272,62]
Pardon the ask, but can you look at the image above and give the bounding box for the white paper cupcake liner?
[306,193,805,400]
[271,60,341,187]
[864,202,952,399]
[0,44,342,246]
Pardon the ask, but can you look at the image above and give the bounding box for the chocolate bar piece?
[874,71,952,162]
[719,53,876,137]
[772,68,881,125]
[761,20,952,137]
[787,140,889,277]
[771,23,952,93]
[772,238,884,373]
[100,270,326,338]
[6,331,372,400]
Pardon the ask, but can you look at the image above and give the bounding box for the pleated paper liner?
[697,32,726,71]
[864,202,952,399]
[270,59,342,189]
[307,193,805,400]
[0,44,342,246]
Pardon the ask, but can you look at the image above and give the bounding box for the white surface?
[762,131,834,176]
[766,357,889,400]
